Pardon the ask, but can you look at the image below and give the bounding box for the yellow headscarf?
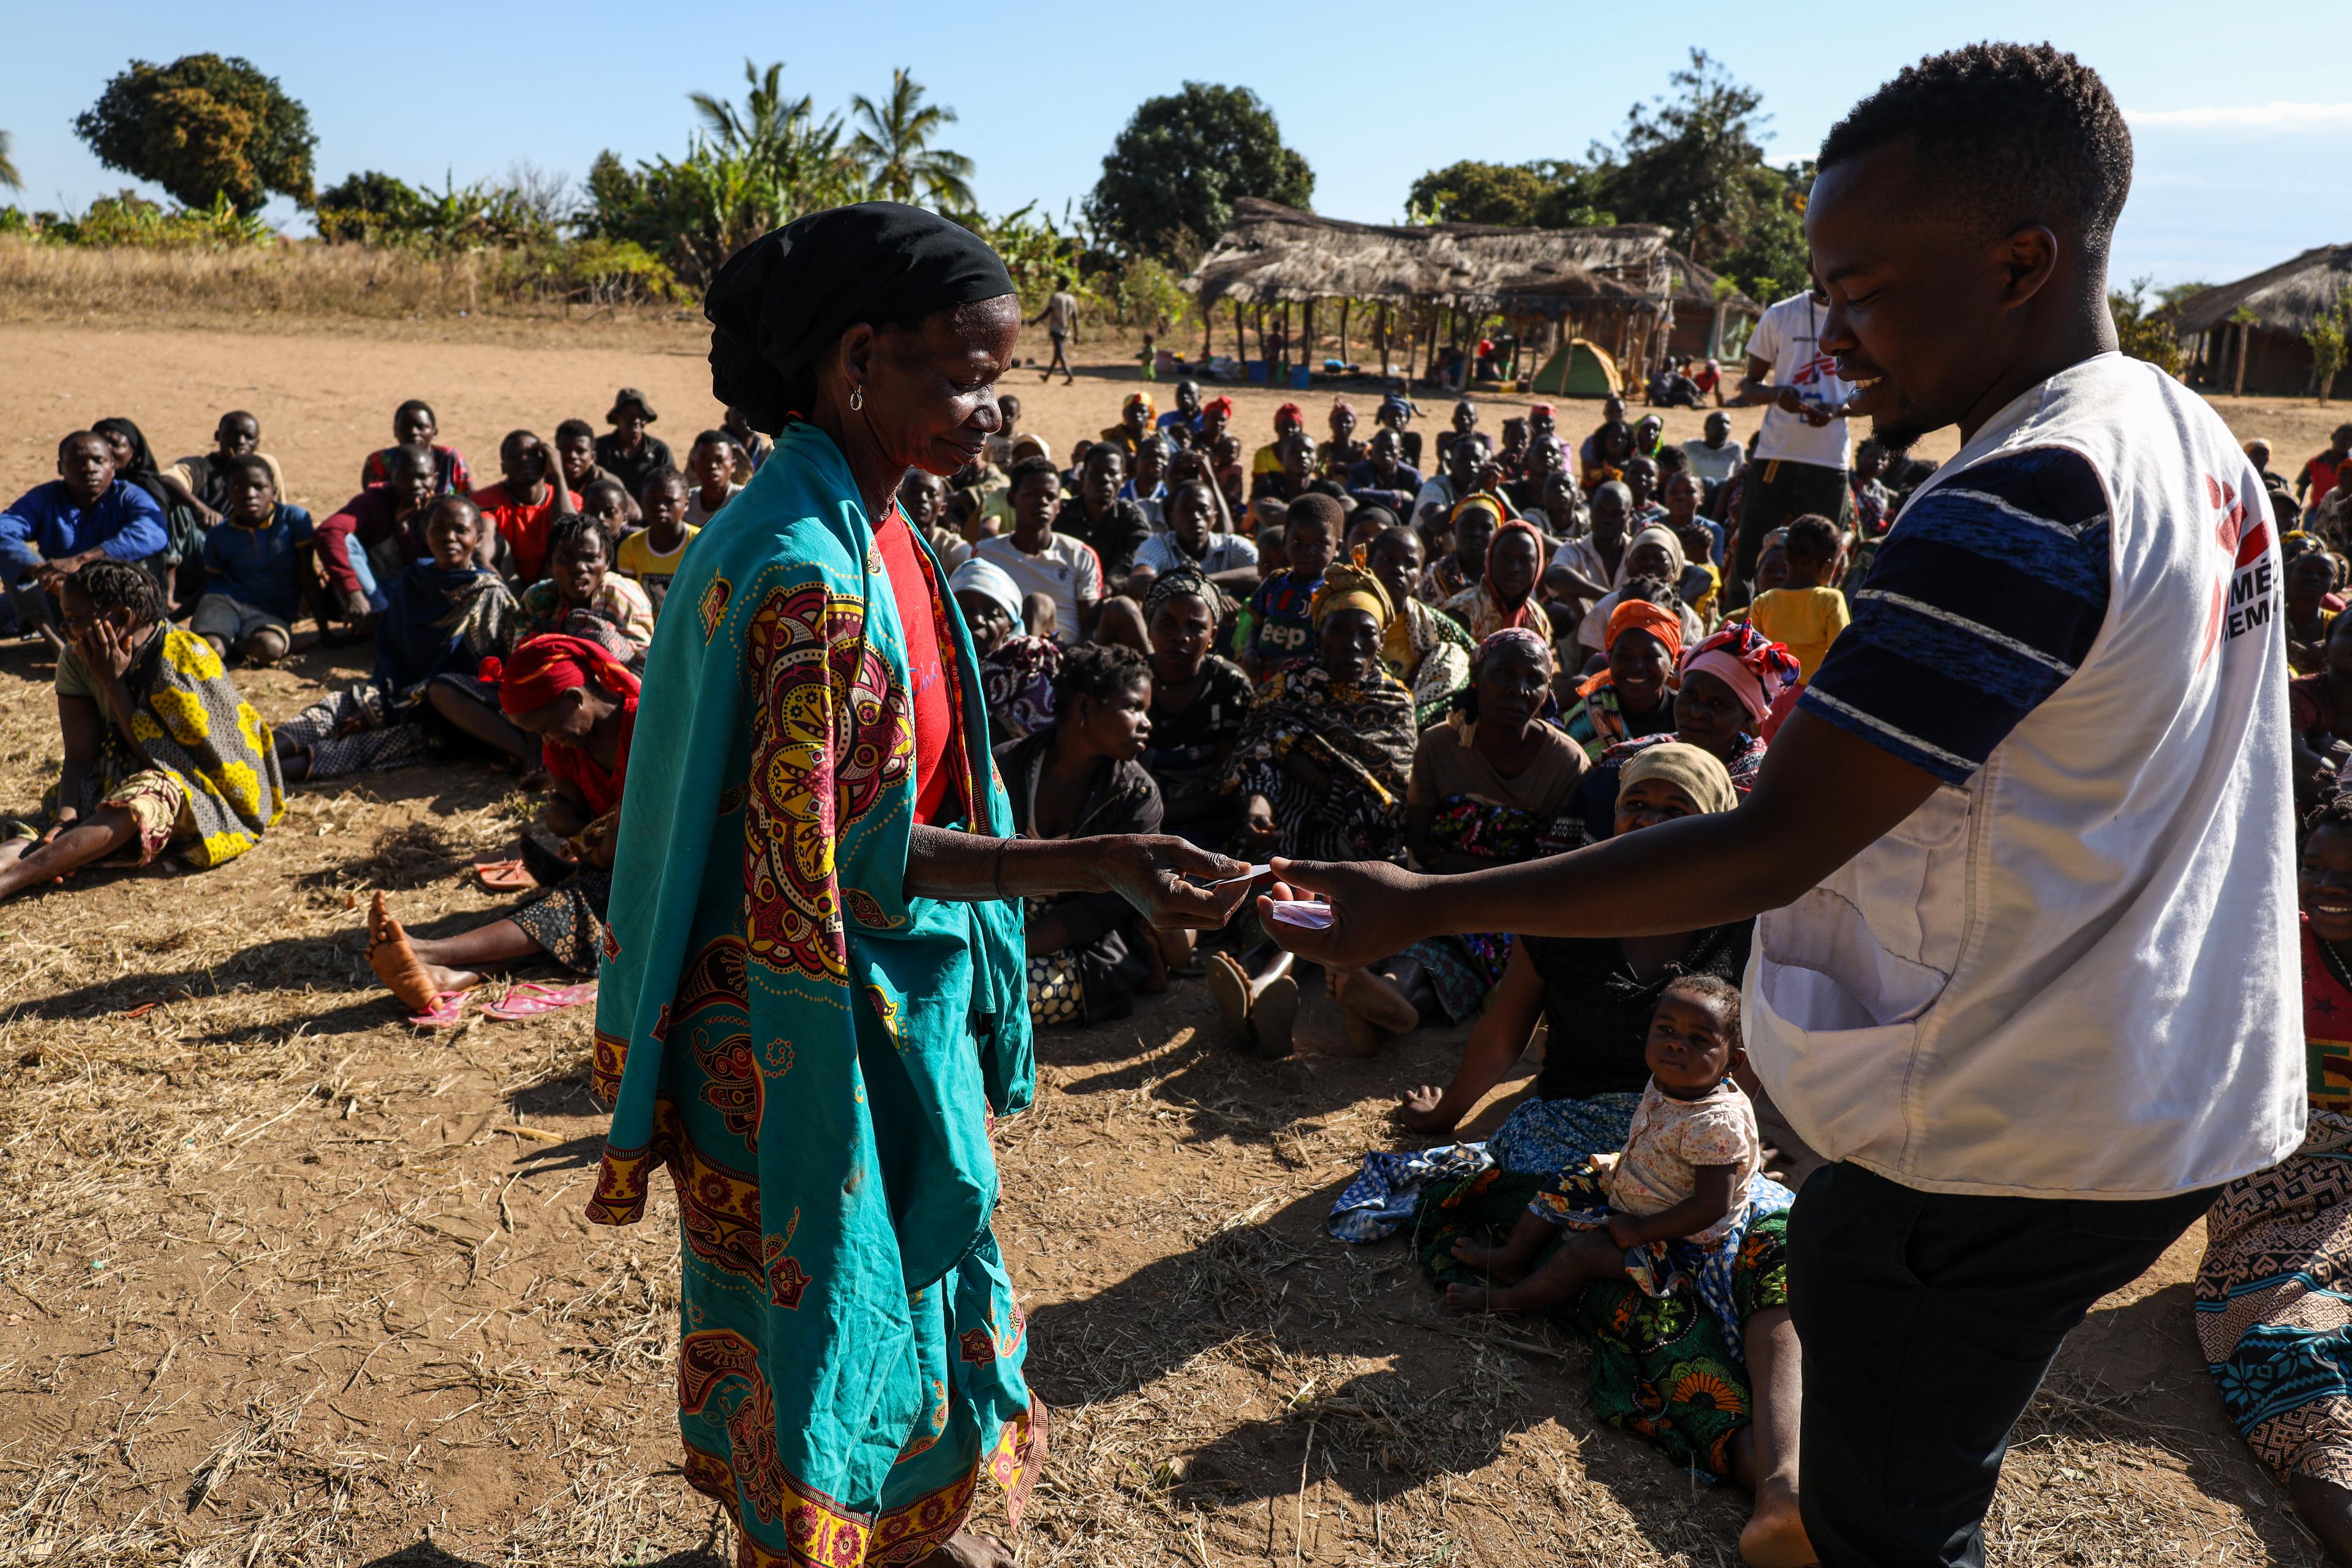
[1310,559,1395,630]
[1618,741,1738,816]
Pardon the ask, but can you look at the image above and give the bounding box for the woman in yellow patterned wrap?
[0,559,284,900]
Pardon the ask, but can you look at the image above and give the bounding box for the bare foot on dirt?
[1334,966,1418,1036]
[1739,1489,1815,1567]
[366,893,478,1009]
[1444,1281,1514,1315]
[1449,1235,1530,1283]
[914,1531,1016,1568]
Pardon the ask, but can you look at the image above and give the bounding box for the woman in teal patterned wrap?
[587,204,1251,1568]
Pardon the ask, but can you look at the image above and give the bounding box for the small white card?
[1200,864,1272,888]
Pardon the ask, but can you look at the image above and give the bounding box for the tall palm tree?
[0,131,22,192]
[850,70,976,209]
[690,60,813,160]
[688,59,860,208]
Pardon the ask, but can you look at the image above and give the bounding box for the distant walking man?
[1033,274,1079,385]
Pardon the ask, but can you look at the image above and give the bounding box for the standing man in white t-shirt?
[1259,44,2301,1568]
[1030,274,1079,386]
[1730,288,1856,599]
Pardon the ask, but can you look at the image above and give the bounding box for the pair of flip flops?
[407,981,598,1029]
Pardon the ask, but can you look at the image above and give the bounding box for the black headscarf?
[706,202,1016,435]
[92,416,172,510]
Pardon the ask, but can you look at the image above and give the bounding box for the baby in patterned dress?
[1447,974,1760,1314]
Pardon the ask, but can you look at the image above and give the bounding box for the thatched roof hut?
[1182,198,1758,383]
[2161,243,2352,397]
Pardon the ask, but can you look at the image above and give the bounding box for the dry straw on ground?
[0,323,2337,1566]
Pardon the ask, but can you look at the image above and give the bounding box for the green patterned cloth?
[1414,1167,1788,1477]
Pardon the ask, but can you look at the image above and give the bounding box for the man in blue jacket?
[1,431,168,652]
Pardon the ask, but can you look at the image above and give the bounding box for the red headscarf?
[488,634,641,716]
[1275,401,1303,429]
[1202,395,1235,420]
[484,636,643,817]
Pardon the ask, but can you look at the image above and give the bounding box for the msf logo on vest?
[2201,473,2271,668]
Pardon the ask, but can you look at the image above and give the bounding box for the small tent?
[1531,337,1621,398]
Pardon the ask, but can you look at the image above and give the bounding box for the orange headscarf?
[1576,598,1687,699]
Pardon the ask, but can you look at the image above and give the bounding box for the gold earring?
[850,386,864,412]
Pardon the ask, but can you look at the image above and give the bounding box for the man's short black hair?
[386,441,437,477]
[1051,641,1148,712]
[70,558,166,625]
[639,466,689,500]
[58,429,107,459]
[1819,42,2131,260]
[1008,456,1060,498]
[555,418,595,445]
[221,453,276,490]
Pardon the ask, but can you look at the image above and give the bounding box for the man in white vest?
[1261,43,2301,1568]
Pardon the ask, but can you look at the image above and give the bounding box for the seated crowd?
[0,387,759,1027]
[18,371,2350,1558]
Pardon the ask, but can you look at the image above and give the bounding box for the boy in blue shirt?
[0,431,168,652]
[195,456,316,665]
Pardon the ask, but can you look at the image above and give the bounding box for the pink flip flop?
[484,981,598,1020]
[409,990,475,1029]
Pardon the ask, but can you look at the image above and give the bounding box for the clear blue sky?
[4,1,2343,293]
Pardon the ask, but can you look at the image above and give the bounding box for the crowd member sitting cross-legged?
[1564,594,1687,759]
[0,560,284,902]
[1138,565,1252,873]
[1213,561,1418,1055]
[998,643,1169,1027]
[554,418,633,520]
[161,410,289,531]
[684,428,744,527]
[616,469,698,616]
[1133,478,1258,582]
[1333,628,1588,1054]
[1,431,170,653]
[518,514,653,658]
[362,399,470,494]
[1569,622,1801,843]
[317,444,444,633]
[1441,514,1550,642]
[1574,514,1709,666]
[973,456,1104,645]
[1058,442,1152,582]
[274,496,518,783]
[1420,494,1496,606]
[1365,526,1473,728]
[470,430,582,584]
[950,557,1060,744]
[91,417,206,614]
[192,456,319,666]
[1346,428,1423,515]
[364,634,639,1022]
[594,387,672,500]
[1235,494,1340,681]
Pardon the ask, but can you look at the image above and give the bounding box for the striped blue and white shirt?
[1800,447,2111,786]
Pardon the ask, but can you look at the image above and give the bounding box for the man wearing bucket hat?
[594,387,674,500]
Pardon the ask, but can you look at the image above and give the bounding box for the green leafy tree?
[2109,276,2187,378]
[1405,159,1613,228]
[314,170,424,243]
[1087,83,1312,257]
[73,55,315,213]
[850,70,974,208]
[0,131,20,192]
[1591,50,1781,266]
[1713,161,1812,303]
[2308,289,2352,404]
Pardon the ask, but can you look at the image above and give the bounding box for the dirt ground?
[0,317,2333,1566]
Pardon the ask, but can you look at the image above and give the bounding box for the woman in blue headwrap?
[590,203,1253,1568]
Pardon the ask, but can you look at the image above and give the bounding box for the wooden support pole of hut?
[1337,298,1350,369]
[1233,297,1245,361]
[2234,322,2250,398]
[1203,298,1214,361]
[1303,298,1316,380]
[1376,301,1389,374]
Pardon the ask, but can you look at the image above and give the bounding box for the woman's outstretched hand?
[1257,857,1430,968]
[1097,835,1258,930]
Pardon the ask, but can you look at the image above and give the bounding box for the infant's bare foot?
[1444,1282,1501,1316]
